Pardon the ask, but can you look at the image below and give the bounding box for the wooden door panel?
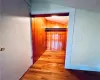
[31,18,47,63]
[47,31,67,51]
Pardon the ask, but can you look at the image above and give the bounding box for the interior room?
[2,0,100,80]
[31,15,69,64]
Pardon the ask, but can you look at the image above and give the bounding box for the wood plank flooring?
[20,50,100,80]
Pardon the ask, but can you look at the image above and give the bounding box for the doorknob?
[0,48,5,51]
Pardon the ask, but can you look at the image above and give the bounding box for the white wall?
[0,0,3,79]
[1,0,32,80]
[31,0,100,72]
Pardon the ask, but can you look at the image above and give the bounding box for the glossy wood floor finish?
[21,50,100,80]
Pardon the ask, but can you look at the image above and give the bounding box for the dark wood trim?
[45,28,67,32]
[31,13,69,17]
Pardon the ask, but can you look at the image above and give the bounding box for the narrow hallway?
[21,50,100,80]
[20,15,100,80]
[21,50,79,80]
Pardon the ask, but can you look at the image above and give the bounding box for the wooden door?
[47,31,67,51]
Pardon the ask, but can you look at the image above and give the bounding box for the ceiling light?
[54,26,59,28]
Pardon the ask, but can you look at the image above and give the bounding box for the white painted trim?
[68,65,100,72]
[65,9,76,69]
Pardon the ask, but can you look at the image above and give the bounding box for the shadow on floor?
[68,69,100,80]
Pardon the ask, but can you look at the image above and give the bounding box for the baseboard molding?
[66,65,100,72]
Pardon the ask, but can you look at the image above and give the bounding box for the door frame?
[30,10,76,69]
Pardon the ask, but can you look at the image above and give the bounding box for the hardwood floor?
[20,50,100,80]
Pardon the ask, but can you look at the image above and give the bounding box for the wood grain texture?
[46,20,67,51]
[31,17,47,63]
[47,32,67,51]
[20,50,100,80]
[31,17,68,63]
[46,20,68,28]
[20,50,81,80]
[29,18,100,80]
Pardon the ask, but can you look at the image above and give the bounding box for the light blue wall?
[70,9,100,71]
[31,0,75,14]
[31,0,100,12]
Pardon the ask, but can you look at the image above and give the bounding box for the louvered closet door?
[47,31,66,51]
